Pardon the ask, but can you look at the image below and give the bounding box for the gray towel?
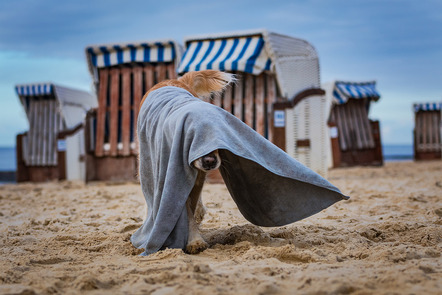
[131,86,348,256]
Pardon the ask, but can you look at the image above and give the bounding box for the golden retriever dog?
[140,70,235,253]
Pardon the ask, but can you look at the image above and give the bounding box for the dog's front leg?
[185,171,208,254]
[187,170,207,224]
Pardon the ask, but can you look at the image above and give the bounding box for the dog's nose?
[202,155,217,170]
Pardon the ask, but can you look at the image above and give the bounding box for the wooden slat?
[358,102,373,148]
[166,63,176,80]
[423,112,428,147]
[425,113,432,151]
[332,108,342,150]
[36,99,44,165]
[91,113,96,152]
[213,92,222,107]
[121,67,131,156]
[425,113,430,148]
[49,100,56,165]
[212,69,224,106]
[424,112,430,148]
[55,104,63,165]
[156,64,167,84]
[49,99,56,165]
[46,100,52,165]
[347,102,360,149]
[133,66,143,110]
[436,112,441,149]
[234,75,243,120]
[337,108,344,150]
[428,112,434,147]
[362,104,375,148]
[43,99,50,165]
[31,99,38,165]
[329,122,342,167]
[133,66,143,150]
[25,100,33,165]
[50,100,56,165]
[431,112,437,147]
[346,104,357,150]
[430,112,439,149]
[109,68,120,156]
[266,74,276,142]
[416,113,422,148]
[27,100,34,165]
[421,112,427,151]
[418,112,425,151]
[255,74,265,136]
[223,85,233,114]
[144,65,155,95]
[51,99,58,165]
[351,104,362,149]
[416,112,422,149]
[352,102,364,149]
[244,74,254,128]
[428,112,433,148]
[84,111,91,154]
[272,105,286,151]
[338,106,350,151]
[40,100,46,165]
[416,112,421,150]
[30,100,36,165]
[95,69,109,157]
[44,100,50,165]
[30,99,37,165]
[52,103,58,165]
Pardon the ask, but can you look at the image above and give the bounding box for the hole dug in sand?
[203,224,288,247]
[202,224,317,264]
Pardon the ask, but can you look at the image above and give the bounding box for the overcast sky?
[1,0,441,146]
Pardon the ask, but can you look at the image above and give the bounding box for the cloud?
[0,0,442,147]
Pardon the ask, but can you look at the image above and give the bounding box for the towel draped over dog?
[131,86,348,256]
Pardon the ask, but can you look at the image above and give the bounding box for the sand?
[0,161,441,295]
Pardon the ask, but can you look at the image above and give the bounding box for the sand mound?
[0,161,441,294]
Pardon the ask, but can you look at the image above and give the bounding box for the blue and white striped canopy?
[86,40,179,69]
[332,81,380,105]
[413,102,442,112]
[15,83,53,96]
[178,35,272,75]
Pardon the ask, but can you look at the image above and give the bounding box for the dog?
[140,70,235,254]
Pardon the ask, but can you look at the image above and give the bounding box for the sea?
[382,144,414,162]
[0,147,17,184]
[0,144,414,184]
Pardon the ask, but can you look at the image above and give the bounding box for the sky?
[1,0,441,146]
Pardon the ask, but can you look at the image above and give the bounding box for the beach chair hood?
[131,86,347,255]
[178,29,320,100]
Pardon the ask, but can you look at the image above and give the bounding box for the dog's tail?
[179,70,235,98]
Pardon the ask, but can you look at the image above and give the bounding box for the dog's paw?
[186,239,209,254]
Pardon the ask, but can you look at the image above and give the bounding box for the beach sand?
[0,161,441,294]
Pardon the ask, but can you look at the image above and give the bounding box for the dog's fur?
[139,70,234,254]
